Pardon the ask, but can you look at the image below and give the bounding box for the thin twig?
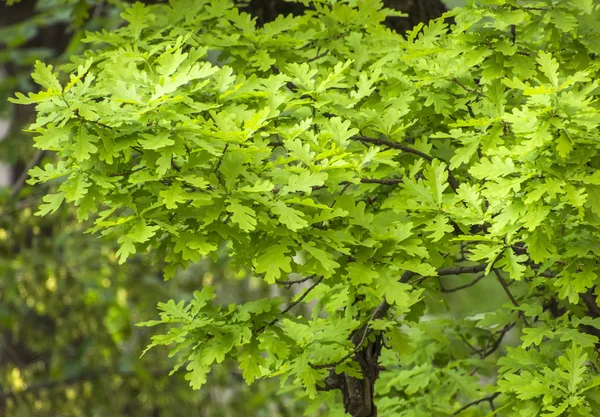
[482,323,516,358]
[276,274,316,288]
[359,178,403,185]
[354,136,434,161]
[10,150,45,198]
[353,136,458,192]
[582,291,600,318]
[409,263,489,286]
[307,49,329,63]
[267,276,324,327]
[458,334,480,354]
[441,273,486,293]
[452,77,484,97]
[213,143,229,173]
[452,393,500,415]
[493,269,531,328]
[109,165,146,177]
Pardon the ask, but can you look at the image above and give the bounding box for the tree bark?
[244,0,448,31]
[384,0,448,32]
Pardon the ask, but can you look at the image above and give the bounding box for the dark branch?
[213,143,229,173]
[452,77,484,97]
[109,165,146,177]
[359,178,403,185]
[582,291,600,318]
[493,270,532,329]
[458,333,480,354]
[312,177,404,191]
[311,302,388,370]
[353,136,458,192]
[452,393,500,415]
[10,150,45,198]
[276,274,316,288]
[307,49,329,63]
[441,273,486,293]
[354,136,433,161]
[482,323,516,358]
[268,276,324,327]
[410,263,489,286]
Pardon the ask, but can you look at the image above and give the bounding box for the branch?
[482,323,516,358]
[452,77,484,97]
[354,136,433,161]
[267,276,324,327]
[213,143,229,173]
[307,49,329,63]
[409,263,489,286]
[276,274,316,288]
[311,301,388,370]
[582,291,600,318]
[493,269,532,329]
[441,273,486,293]
[452,393,500,415]
[75,114,114,130]
[109,165,146,177]
[458,333,480,354]
[359,178,403,185]
[310,272,416,371]
[10,150,45,199]
[353,136,458,192]
[438,264,489,277]
[311,177,404,191]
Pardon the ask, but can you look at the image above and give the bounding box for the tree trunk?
[384,0,448,32]
[244,0,448,31]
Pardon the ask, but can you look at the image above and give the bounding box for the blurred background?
[0,1,471,416]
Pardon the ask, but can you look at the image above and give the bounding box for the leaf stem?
[353,136,459,192]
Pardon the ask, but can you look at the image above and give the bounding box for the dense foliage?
[10,0,600,416]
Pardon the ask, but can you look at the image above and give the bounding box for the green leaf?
[498,248,528,281]
[255,244,292,284]
[72,127,98,162]
[521,327,554,348]
[31,60,62,91]
[128,220,159,243]
[423,214,454,242]
[219,151,249,191]
[185,353,210,390]
[272,202,308,231]
[120,2,155,39]
[238,346,264,384]
[139,131,175,150]
[537,51,559,87]
[174,233,217,262]
[160,183,187,209]
[424,159,448,207]
[555,268,596,304]
[35,192,65,216]
[525,229,556,263]
[346,263,378,285]
[558,343,587,395]
[302,242,340,278]
[227,198,257,232]
[116,235,136,264]
[376,272,411,308]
